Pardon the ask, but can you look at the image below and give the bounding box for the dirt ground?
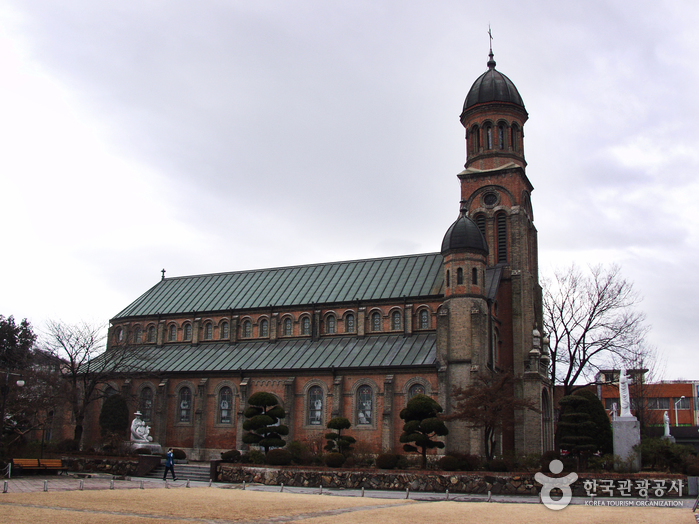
[0,488,694,524]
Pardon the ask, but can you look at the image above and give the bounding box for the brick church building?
[89,51,554,460]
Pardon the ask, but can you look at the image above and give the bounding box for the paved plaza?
[1,477,696,524]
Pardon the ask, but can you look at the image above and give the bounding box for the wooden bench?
[11,458,68,475]
[39,459,68,474]
[11,459,42,471]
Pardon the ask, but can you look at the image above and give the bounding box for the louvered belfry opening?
[496,213,507,263]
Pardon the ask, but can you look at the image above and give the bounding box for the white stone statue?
[611,402,618,421]
[618,367,633,418]
[663,411,671,437]
[130,411,153,443]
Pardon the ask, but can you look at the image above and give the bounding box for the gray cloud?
[1,0,697,380]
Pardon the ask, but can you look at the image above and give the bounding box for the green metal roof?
[112,333,437,373]
[114,253,445,319]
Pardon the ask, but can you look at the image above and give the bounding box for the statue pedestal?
[661,435,676,444]
[129,441,163,455]
[613,416,641,472]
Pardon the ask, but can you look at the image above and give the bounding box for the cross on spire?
[161,268,166,281]
[487,25,496,69]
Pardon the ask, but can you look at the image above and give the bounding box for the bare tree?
[43,320,137,446]
[443,372,539,460]
[543,264,651,397]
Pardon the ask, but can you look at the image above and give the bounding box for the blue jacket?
[165,451,174,467]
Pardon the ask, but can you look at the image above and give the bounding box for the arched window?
[485,124,493,149]
[147,326,156,343]
[242,320,252,338]
[183,323,192,341]
[326,315,335,334]
[259,319,269,337]
[220,322,229,339]
[371,312,381,332]
[104,386,117,398]
[114,327,123,344]
[140,387,153,423]
[133,327,142,344]
[511,124,519,152]
[308,386,323,425]
[498,124,506,150]
[409,383,426,398]
[168,324,177,342]
[204,322,213,340]
[457,267,463,285]
[218,387,233,424]
[283,318,292,336]
[392,311,401,331]
[357,385,373,425]
[446,270,450,287]
[496,213,507,263]
[301,317,311,335]
[419,310,429,330]
[179,387,192,423]
[471,125,480,153]
[345,313,355,333]
[472,267,478,285]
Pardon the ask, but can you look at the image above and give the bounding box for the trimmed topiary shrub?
[286,440,313,465]
[245,449,265,464]
[324,417,356,455]
[399,394,448,469]
[221,449,242,462]
[436,455,460,471]
[242,392,289,454]
[456,453,483,471]
[325,452,346,468]
[172,448,187,460]
[540,450,561,472]
[686,456,699,476]
[375,453,399,470]
[99,394,130,439]
[487,458,508,472]
[266,448,293,466]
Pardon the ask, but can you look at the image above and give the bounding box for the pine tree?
[324,417,356,455]
[399,394,448,469]
[242,392,289,454]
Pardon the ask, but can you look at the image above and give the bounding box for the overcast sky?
[1,1,697,381]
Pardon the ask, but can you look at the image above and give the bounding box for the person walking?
[163,448,177,481]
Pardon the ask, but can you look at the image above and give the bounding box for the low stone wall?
[217,464,688,497]
[217,465,538,495]
[60,456,140,477]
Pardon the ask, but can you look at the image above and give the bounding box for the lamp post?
[674,396,686,427]
[0,369,25,452]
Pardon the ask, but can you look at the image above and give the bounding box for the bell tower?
[448,49,553,455]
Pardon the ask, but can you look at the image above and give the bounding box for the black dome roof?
[463,53,524,111]
[441,205,488,255]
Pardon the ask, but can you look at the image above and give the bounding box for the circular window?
[483,193,498,206]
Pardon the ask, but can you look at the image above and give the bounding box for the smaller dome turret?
[441,201,488,256]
